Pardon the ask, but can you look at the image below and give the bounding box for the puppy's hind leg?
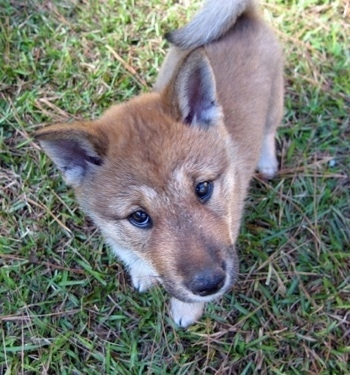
[257,131,279,180]
[258,68,284,180]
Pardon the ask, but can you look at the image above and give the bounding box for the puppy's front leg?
[111,244,158,292]
[128,260,159,293]
[170,298,205,328]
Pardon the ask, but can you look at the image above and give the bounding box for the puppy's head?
[36,49,243,303]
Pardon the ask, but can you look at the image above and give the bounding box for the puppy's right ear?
[35,122,108,187]
[161,48,222,129]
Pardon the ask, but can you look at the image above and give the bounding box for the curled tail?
[165,0,257,49]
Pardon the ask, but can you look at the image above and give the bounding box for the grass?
[0,0,349,373]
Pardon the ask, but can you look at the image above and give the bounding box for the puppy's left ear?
[162,48,222,128]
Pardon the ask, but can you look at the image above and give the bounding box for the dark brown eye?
[195,181,213,203]
[128,210,152,229]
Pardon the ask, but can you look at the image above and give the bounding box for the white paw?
[258,165,278,180]
[129,263,158,292]
[170,298,205,328]
[258,132,278,179]
[258,154,278,180]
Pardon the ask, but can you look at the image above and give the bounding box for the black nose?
[188,268,226,297]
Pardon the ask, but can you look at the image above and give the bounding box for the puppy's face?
[73,95,240,303]
[36,50,244,303]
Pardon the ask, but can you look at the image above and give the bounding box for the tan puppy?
[36,0,283,327]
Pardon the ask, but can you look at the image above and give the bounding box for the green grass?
[1,0,349,373]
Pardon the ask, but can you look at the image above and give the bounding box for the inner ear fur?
[161,48,222,128]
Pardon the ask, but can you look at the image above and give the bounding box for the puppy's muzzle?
[186,267,226,297]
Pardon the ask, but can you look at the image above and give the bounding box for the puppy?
[36,0,283,327]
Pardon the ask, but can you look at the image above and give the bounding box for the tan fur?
[36,0,283,327]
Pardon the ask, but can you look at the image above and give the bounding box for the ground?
[0,0,349,374]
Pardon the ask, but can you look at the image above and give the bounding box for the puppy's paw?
[129,264,158,292]
[257,154,278,180]
[258,132,279,179]
[170,298,205,328]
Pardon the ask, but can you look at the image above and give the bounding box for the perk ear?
[162,48,222,128]
[35,122,108,187]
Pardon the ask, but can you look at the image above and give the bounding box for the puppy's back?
[155,0,283,186]
[205,13,283,174]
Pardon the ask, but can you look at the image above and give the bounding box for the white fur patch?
[257,131,278,179]
[109,241,159,292]
[170,298,205,328]
[139,185,158,202]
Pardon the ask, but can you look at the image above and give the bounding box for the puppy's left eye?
[195,181,213,203]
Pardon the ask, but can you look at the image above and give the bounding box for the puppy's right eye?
[195,181,213,203]
[128,210,152,229]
